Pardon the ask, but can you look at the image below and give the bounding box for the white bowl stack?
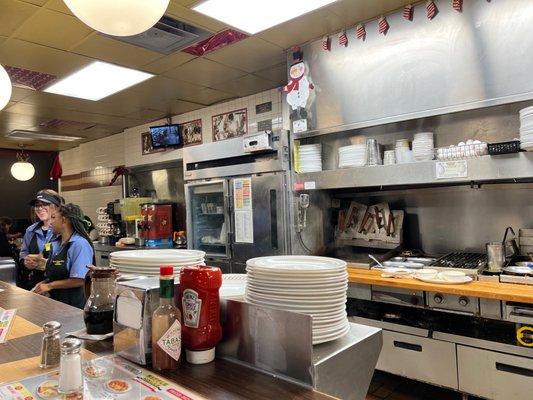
[110,249,205,277]
[412,132,435,161]
[520,106,533,151]
[298,144,322,173]
[245,256,349,345]
[338,144,367,168]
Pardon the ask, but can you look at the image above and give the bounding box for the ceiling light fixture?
[44,61,154,101]
[6,130,84,142]
[0,64,12,111]
[193,0,339,34]
[11,145,35,182]
[63,0,170,37]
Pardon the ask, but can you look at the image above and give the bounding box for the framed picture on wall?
[141,132,164,155]
[212,108,247,142]
[180,119,203,146]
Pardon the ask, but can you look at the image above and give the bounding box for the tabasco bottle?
[152,266,181,371]
[179,265,222,364]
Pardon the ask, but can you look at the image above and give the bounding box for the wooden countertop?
[0,282,333,399]
[347,267,533,304]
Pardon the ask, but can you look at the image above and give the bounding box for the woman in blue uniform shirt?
[19,189,63,290]
[33,203,95,309]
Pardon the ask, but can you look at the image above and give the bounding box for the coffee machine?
[139,203,175,248]
[106,200,124,245]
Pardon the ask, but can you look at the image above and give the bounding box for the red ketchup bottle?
[179,265,222,364]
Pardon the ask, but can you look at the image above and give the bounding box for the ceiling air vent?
[103,15,213,55]
[6,130,84,142]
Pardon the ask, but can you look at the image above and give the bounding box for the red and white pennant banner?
[403,4,414,21]
[378,16,389,35]
[338,31,348,47]
[356,24,366,40]
[322,36,330,51]
[426,0,438,19]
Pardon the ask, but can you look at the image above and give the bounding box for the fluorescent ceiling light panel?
[7,130,84,142]
[44,61,154,101]
[193,0,338,34]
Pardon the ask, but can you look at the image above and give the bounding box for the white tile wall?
[59,88,282,218]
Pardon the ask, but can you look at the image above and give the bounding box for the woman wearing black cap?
[33,203,94,308]
[19,189,63,290]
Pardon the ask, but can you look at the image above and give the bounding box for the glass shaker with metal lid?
[83,266,117,335]
[58,338,83,395]
[39,321,61,369]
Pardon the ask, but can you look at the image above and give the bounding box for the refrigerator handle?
[269,189,278,250]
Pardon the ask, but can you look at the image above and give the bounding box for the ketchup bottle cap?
[160,266,174,276]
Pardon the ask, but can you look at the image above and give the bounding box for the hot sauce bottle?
[152,266,182,371]
[179,265,222,364]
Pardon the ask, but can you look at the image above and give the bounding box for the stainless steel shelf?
[293,153,533,190]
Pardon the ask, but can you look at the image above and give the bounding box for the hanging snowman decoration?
[284,60,314,128]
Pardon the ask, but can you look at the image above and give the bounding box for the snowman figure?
[284,61,314,117]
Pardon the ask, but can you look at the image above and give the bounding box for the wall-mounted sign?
[180,119,202,146]
[435,160,468,179]
[255,101,272,114]
[257,119,272,132]
[141,132,164,155]
[212,108,248,142]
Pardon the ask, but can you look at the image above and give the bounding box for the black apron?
[20,227,50,290]
[45,241,86,309]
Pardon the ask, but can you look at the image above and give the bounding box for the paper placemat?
[0,309,16,343]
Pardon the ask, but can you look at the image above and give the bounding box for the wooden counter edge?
[347,267,533,304]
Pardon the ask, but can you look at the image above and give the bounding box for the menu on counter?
[0,355,206,400]
[0,308,16,343]
[233,178,254,243]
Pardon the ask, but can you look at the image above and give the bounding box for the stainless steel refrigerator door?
[185,180,231,259]
[230,173,288,271]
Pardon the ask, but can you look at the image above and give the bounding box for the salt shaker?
[58,338,83,395]
[39,321,61,369]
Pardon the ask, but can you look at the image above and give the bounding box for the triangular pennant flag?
[356,24,366,40]
[338,31,348,47]
[322,36,331,51]
[378,16,389,35]
[403,4,414,21]
[426,0,438,19]
[453,0,463,12]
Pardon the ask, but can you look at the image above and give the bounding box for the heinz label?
[182,289,202,328]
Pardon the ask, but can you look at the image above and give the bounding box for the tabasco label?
[182,289,202,328]
[157,320,182,361]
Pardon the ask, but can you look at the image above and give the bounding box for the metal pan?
[383,261,425,269]
[502,266,533,276]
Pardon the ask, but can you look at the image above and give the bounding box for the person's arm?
[19,230,31,260]
[33,278,84,294]
[67,240,93,279]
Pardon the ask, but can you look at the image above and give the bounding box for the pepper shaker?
[58,338,83,395]
[39,321,61,369]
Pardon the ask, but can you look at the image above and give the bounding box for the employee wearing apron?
[19,190,63,290]
[33,204,94,308]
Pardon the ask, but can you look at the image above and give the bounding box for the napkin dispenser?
[113,277,178,365]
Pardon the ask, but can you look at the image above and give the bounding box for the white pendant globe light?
[11,146,35,182]
[63,0,170,37]
[0,64,12,111]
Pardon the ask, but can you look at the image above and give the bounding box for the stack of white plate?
[412,132,435,161]
[338,144,367,168]
[299,144,322,172]
[110,249,205,277]
[520,106,533,151]
[245,256,349,345]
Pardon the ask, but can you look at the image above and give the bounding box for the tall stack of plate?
[338,144,367,168]
[110,249,205,277]
[298,144,322,172]
[245,256,349,345]
[520,106,533,151]
[412,132,435,161]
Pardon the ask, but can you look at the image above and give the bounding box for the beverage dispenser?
[140,203,174,247]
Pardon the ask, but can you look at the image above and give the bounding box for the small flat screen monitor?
[149,124,182,148]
